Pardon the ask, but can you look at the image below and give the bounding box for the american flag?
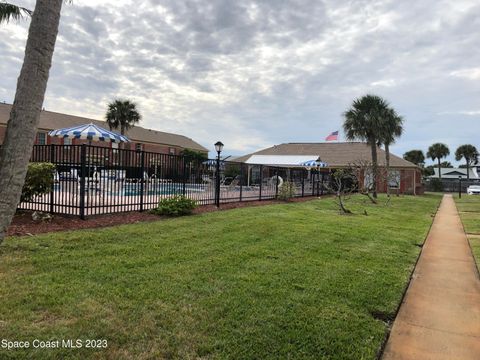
[325,131,339,141]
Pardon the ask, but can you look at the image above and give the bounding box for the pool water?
[122,183,206,196]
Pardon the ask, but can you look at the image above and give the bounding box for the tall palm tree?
[455,144,478,180]
[105,99,141,135]
[426,143,450,180]
[0,0,64,244]
[378,107,403,197]
[343,94,389,199]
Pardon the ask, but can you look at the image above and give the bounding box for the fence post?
[259,165,263,200]
[301,171,305,197]
[49,144,55,214]
[321,172,325,196]
[139,150,145,212]
[312,170,315,196]
[275,167,279,199]
[79,144,86,220]
[215,155,221,207]
[239,164,243,201]
[183,157,187,196]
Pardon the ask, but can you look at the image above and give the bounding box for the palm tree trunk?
[438,158,441,180]
[467,163,470,180]
[385,143,390,198]
[119,125,125,151]
[370,143,378,198]
[0,0,63,243]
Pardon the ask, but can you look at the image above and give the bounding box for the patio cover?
[244,155,323,167]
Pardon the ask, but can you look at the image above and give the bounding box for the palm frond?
[0,2,32,23]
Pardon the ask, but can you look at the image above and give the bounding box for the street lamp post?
[214,141,224,207]
[458,175,462,199]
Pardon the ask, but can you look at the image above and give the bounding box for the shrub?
[429,178,444,192]
[151,195,197,216]
[21,162,56,202]
[277,181,295,201]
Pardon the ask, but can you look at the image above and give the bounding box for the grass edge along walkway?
[382,194,480,360]
[453,194,480,270]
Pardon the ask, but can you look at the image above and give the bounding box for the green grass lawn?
[453,194,480,268]
[0,195,441,360]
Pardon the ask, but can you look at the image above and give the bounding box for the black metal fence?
[19,145,328,218]
[424,178,480,193]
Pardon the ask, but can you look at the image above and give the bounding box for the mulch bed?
[7,196,320,237]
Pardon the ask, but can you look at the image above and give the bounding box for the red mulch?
[7,196,320,237]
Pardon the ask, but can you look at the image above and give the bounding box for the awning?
[244,155,325,167]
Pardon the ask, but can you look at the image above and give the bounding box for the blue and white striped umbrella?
[48,123,130,143]
[203,159,225,169]
[299,160,328,168]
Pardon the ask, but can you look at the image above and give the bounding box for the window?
[111,142,119,153]
[364,170,373,189]
[136,143,143,152]
[169,147,176,155]
[63,138,72,145]
[36,132,46,145]
[388,170,401,188]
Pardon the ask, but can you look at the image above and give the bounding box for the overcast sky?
[1,0,479,163]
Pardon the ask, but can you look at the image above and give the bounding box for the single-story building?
[428,167,480,180]
[0,103,208,156]
[234,142,423,194]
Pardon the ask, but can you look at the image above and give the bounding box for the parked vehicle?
[467,185,480,195]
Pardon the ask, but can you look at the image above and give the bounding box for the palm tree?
[343,94,389,199]
[105,99,141,135]
[0,0,64,244]
[403,150,425,167]
[426,143,450,180]
[455,144,479,180]
[378,107,403,197]
[0,2,31,22]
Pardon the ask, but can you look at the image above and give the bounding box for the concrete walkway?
[382,194,480,360]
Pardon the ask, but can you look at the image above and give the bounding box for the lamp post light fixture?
[214,141,224,154]
[214,141,224,207]
[458,175,462,199]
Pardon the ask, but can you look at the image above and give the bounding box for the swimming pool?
[121,183,207,196]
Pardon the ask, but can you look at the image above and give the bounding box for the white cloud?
[0,0,479,162]
[449,68,480,80]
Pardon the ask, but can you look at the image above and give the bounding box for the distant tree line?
[403,144,479,180]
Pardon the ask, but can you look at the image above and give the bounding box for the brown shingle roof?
[0,103,208,152]
[234,142,417,168]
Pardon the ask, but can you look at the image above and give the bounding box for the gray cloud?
[0,0,479,163]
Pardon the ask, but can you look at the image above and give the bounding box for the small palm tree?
[427,143,450,179]
[343,94,389,199]
[0,2,32,23]
[105,99,141,135]
[378,107,403,197]
[455,144,478,180]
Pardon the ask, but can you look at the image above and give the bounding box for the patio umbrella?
[299,159,328,168]
[203,159,225,166]
[48,123,130,144]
